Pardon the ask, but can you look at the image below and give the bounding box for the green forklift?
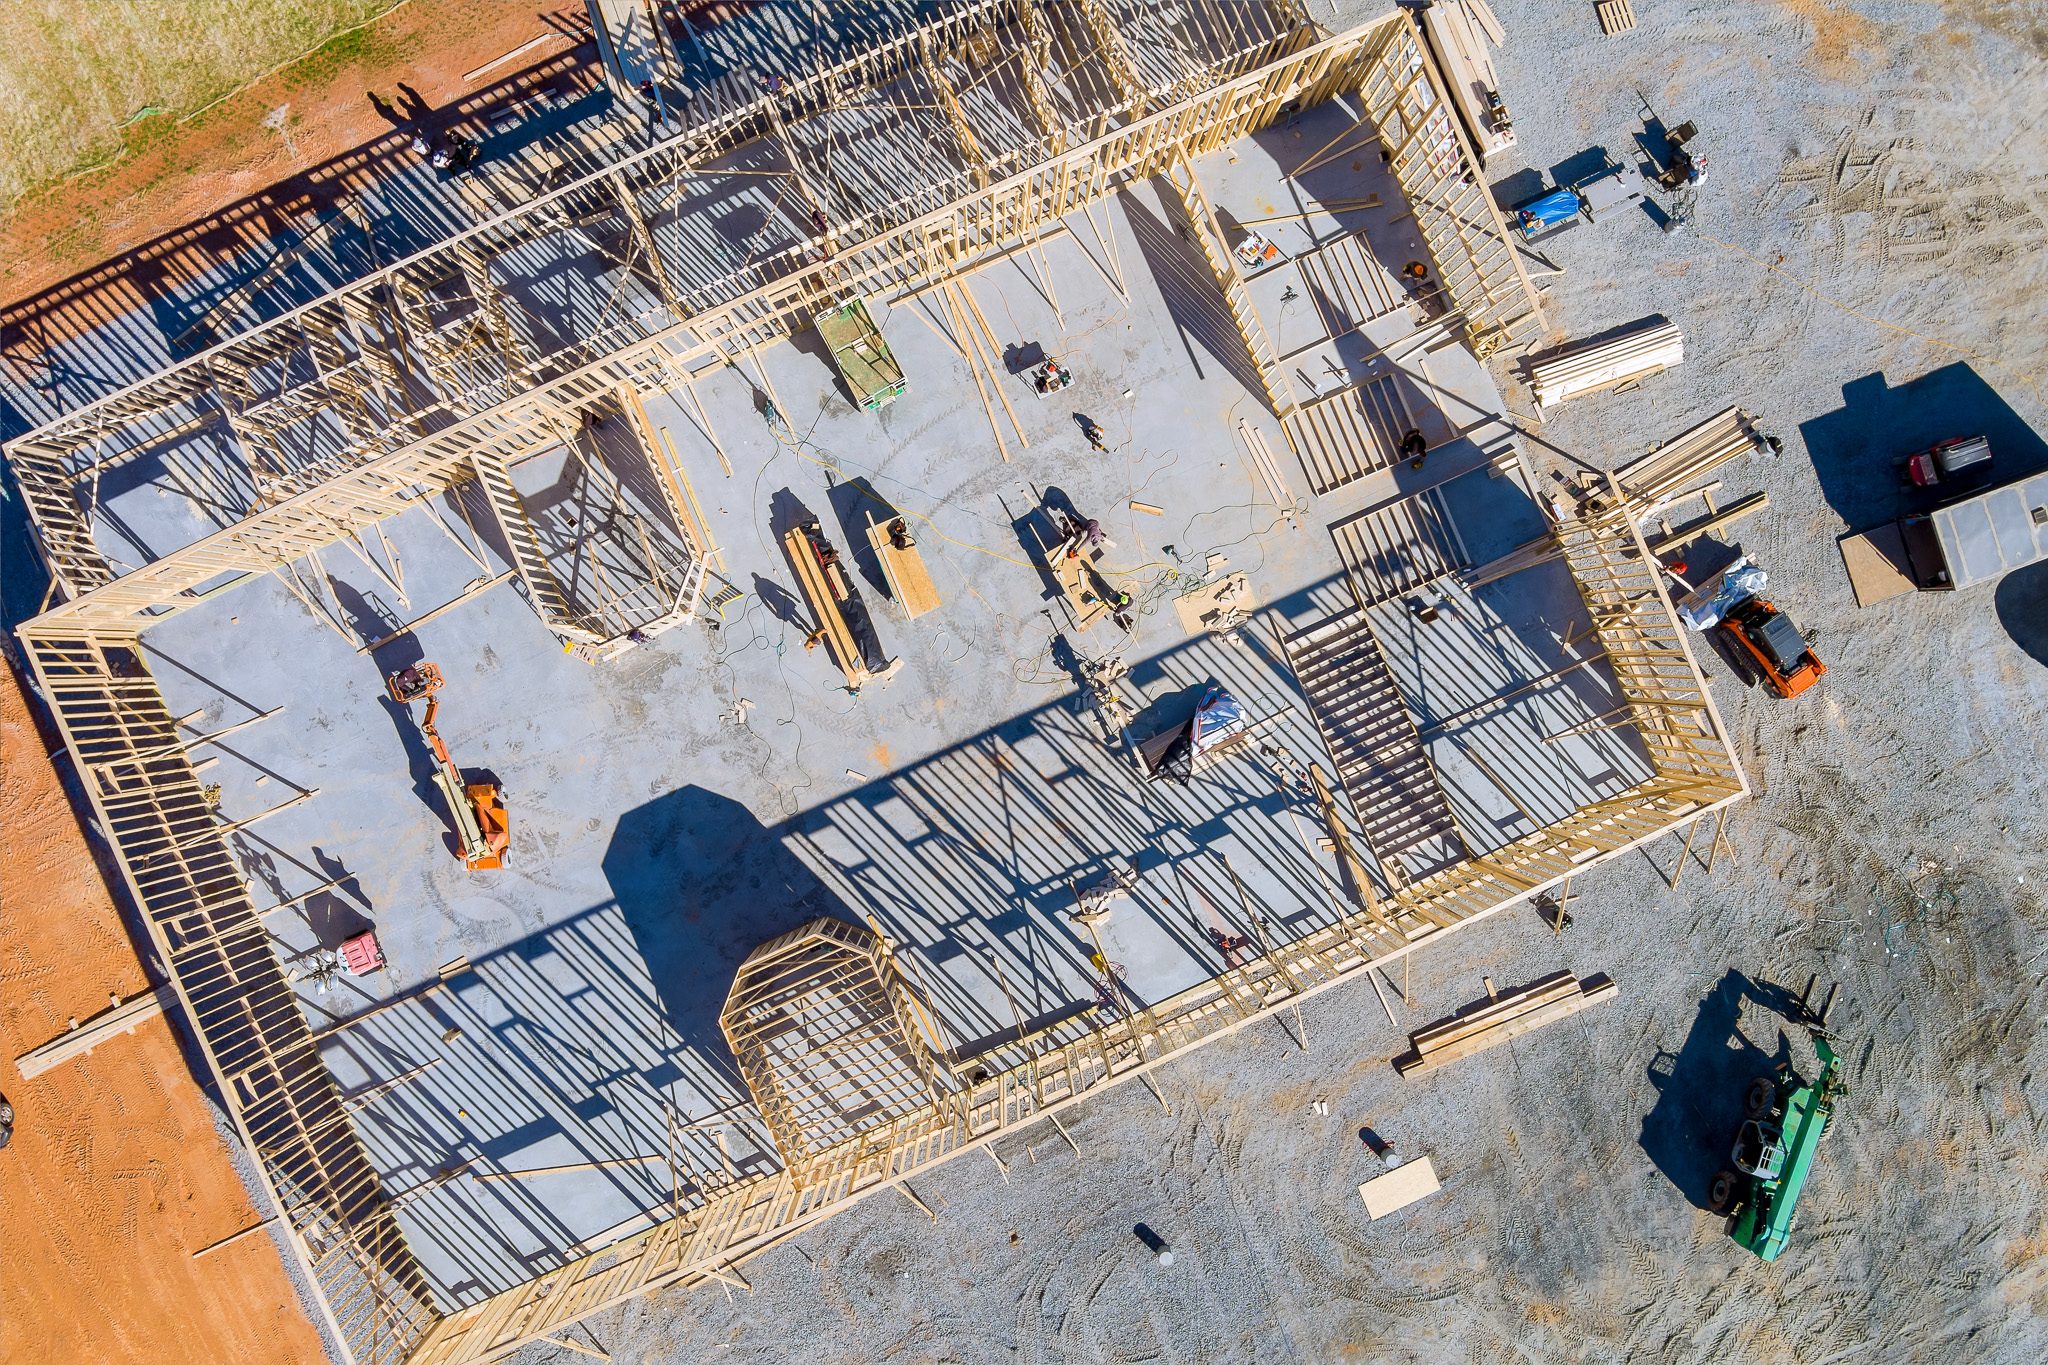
[1707,977,1846,1261]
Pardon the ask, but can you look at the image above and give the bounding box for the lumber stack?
[1610,406,1765,511]
[1394,970,1616,1076]
[1420,1,1515,164]
[1527,318,1683,410]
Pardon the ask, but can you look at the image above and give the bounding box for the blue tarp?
[1515,187,1580,237]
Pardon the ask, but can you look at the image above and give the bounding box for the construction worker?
[431,132,479,173]
[1061,518,1111,560]
[1400,427,1428,469]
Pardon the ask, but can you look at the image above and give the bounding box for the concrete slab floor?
[111,105,1654,1308]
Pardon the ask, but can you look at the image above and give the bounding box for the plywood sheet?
[1359,1156,1441,1218]
[867,517,942,620]
[1172,572,1257,634]
[1839,524,1918,608]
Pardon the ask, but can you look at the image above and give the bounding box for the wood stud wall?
[1351,20,1543,358]
[718,919,949,1182]
[19,633,440,1364]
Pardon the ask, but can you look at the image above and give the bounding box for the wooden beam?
[1394,974,1617,1075]
[191,1215,278,1259]
[355,572,515,654]
[16,984,178,1079]
[1307,762,1401,938]
[471,1154,671,1183]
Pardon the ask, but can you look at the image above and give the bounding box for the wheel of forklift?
[1708,1169,1738,1214]
[1745,1076,1776,1119]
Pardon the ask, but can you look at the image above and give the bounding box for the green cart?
[814,297,906,411]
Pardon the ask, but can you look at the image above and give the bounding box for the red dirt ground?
[0,661,330,1364]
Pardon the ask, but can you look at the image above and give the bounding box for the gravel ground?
[503,4,2048,1362]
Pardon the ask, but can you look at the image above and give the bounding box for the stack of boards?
[1394,970,1617,1076]
[1527,317,1683,410]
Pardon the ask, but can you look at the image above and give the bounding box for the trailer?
[814,297,907,411]
[1512,166,1641,240]
[1839,470,2048,608]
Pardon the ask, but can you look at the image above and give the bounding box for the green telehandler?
[1707,978,1846,1261]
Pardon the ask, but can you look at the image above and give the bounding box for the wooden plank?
[1469,0,1508,47]
[1396,977,1617,1074]
[16,984,178,1078]
[191,1215,279,1259]
[1358,1155,1440,1218]
[1307,761,1402,938]
[782,526,871,685]
[1406,970,1579,1048]
[866,515,942,620]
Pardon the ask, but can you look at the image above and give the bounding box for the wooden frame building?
[3,8,1643,1365]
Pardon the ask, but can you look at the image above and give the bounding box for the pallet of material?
[1420,1,1516,164]
[1608,406,1765,512]
[1526,318,1682,410]
[865,513,942,619]
[1394,970,1617,1075]
[1596,0,1637,35]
